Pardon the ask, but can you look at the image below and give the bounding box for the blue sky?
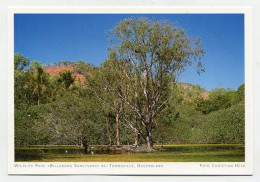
[14,14,244,91]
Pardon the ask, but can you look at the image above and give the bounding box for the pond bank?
[15,144,245,162]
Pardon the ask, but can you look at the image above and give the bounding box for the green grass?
[15,144,244,162]
[31,151,244,162]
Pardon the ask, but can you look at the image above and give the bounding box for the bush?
[200,103,245,144]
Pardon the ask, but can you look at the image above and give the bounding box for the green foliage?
[58,70,75,89]
[176,82,207,102]
[196,88,235,114]
[28,61,51,105]
[14,18,245,148]
[71,60,94,76]
[15,109,30,146]
[106,17,205,149]
[15,104,51,146]
[196,84,245,114]
[154,99,204,144]
[233,83,245,104]
[14,53,30,71]
[58,60,70,66]
[14,55,245,147]
[14,53,32,109]
[38,92,108,145]
[14,69,31,109]
[153,83,245,145]
[200,104,245,144]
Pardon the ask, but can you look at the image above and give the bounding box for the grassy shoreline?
[15,144,245,150]
[15,144,245,162]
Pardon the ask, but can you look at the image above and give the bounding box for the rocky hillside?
[176,82,209,101]
[45,65,85,84]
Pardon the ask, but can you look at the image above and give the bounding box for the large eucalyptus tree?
[107,17,205,151]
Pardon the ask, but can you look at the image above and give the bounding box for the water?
[15,145,244,162]
[15,148,131,161]
[164,145,244,152]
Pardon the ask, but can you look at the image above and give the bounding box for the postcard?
[8,7,253,175]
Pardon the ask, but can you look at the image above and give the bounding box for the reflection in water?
[164,146,244,153]
[15,148,132,161]
[15,145,244,162]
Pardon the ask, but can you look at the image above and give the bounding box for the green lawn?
[15,144,245,162]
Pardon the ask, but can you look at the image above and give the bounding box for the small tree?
[28,61,50,105]
[40,92,104,152]
[86,63,124,146]
[107,17,205,150]
[14,53,31,109]
[14,53,29,71]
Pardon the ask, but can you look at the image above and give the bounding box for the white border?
[8,7,253,175]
